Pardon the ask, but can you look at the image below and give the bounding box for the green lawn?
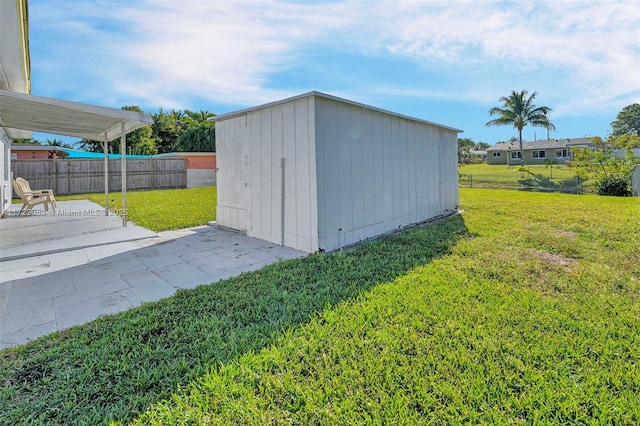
[1,189,638,425]
[57,186,217,231]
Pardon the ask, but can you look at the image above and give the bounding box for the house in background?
[0,0,31,216]
[10,144,62,160]
[212,91,461,253]
[486,138,595,165]
[469,149,487,162]
[152,152,217,187]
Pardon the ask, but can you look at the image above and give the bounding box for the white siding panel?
[240,98,318,252]
[362,109,377,240]
[399,119,410,226]
[216,117,249,231]
[260,110,273,238]
[281,101,297,247]
[337,103,353,234]
[441,130,459,213]
[427,126,441,218]
[316,100,341,250]
[350,106,366,243]
[294,98,312,252]
[249,111,262,235]
[307,99,319,252]
[372,111,385,234]
[270,106,285,239]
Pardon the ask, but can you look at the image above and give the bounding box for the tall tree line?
[76,107,216,155]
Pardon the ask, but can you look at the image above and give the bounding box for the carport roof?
[0,89,152,141]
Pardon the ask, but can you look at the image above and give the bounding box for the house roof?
[486,137,594,152]
[10,144,151,159]
[0,89,153,141]
[59,148,150,159]
[151,152,216,159]
[210,91,463,134]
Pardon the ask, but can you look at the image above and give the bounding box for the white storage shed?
[212,91,461,253]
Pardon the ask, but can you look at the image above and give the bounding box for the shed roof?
[0,89,153,141]
[210,91,463,134]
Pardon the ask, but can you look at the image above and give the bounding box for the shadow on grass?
[0,214,469,425]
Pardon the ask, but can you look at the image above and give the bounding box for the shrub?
[596,176,631,196]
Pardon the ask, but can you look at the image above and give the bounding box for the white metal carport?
[0,89,153,225]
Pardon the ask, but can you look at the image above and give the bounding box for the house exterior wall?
[215,97,318,252]
[185,153,217,187]
[12,148,50,159]
[522,148,571,165]
[1,0,31,217]
[0,129,12,215]
[186,169,216,187]
[314,96,458,251]
[487,150,507,165]
[152,153,216,187]
[487,146,573,165]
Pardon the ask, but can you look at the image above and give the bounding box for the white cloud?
[29,0,639,119]
[361,1,640,116]
[115,0,354,107]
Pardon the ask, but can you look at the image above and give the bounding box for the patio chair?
[16,177,57,210]
[12,178,56,214]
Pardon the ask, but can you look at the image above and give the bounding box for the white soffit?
[0,89,153,141]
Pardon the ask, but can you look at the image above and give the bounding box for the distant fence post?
[576,176,582,194]
[52,157,57,194]
[152,158,156,189]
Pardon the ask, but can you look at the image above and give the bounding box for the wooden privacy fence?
[12,158,187,195]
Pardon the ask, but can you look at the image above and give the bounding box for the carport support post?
[120,122,127,227]
[104,135,109,216]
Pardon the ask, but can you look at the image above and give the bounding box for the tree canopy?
[610,103,640,137]
[457,138,490,164]
[486,90,555,165]
[77,107,217,154]
[176,110,216,152]
[569,136,640,196]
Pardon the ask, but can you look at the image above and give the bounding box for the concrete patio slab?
[0,200,306,350]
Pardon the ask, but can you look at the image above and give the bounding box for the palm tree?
[486,90,555,165]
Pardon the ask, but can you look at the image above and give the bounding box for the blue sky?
[29,0,640,146]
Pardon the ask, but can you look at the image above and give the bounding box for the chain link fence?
[459,173,589,194]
